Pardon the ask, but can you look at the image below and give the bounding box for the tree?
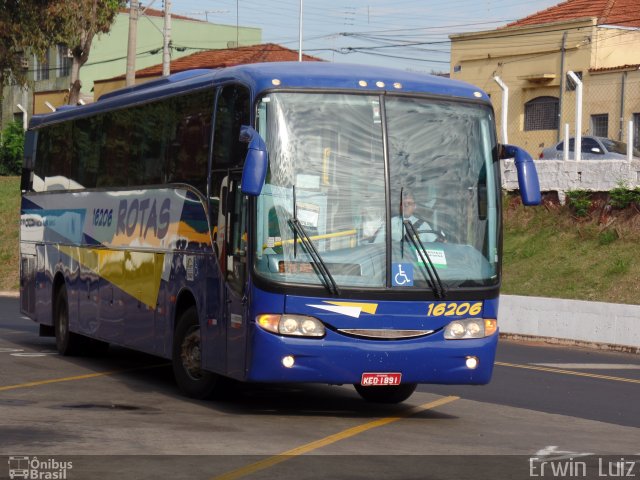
[0,1,57,101]
[51,0,125,105]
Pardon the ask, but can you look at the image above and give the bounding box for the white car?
[539,136,640,160]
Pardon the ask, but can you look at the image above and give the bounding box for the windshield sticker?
[297,202,320,228]
[392,263,414,287]
[416,249,447,268]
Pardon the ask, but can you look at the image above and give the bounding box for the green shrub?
[0,121,24,175]
[608,182,640,209]
[565,189,591,217]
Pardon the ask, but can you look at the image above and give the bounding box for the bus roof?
[29,62,490,129]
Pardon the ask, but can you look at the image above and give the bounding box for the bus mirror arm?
[240,125,268,196]
[501,144,541,206]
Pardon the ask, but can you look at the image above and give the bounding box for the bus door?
[220,174,249,378]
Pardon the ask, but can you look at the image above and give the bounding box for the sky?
[161,0,563,73]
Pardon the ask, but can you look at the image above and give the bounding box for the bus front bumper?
[245,326,498,385]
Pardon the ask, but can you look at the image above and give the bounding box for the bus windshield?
[254,92,499,292]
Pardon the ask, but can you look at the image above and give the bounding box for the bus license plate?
[361,373,402,386]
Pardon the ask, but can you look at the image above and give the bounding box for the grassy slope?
[0,177,20,291]
[502,195,640,305]
[1,177,638,304]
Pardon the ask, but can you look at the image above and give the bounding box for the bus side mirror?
[501,144,541,206]
[240,126,268,196]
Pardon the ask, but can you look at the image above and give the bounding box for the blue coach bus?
[20,62,540,403]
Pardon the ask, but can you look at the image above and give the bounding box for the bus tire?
[172,306,219,399]
[353,383,417,404]
[54,286,86,356]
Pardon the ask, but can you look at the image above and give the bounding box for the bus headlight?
[257,314,326,338]
[444,318,497,339]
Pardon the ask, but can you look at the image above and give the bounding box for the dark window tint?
[32,88,216,193]
[213,85,250,169]
[98,108,135,187]
[34,122,73,191]
[166,89,215,192]
[524,96,559,131]
[581,137,602,153]
[72,116,103,189]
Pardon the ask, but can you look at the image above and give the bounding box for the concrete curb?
[0,291,19,298]
[499,294,640,354]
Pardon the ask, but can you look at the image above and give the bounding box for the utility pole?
[126,0,139,86]
[298,0,303,61]
[163,0,172,76]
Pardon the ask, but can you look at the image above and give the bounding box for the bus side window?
[212,84,250,169]
[72,116,102,189]
[167,90,215,192]
[210,84,250,281]
[225,177,248,293]
[42,123,73,191]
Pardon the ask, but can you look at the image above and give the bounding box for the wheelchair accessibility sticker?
[393,263,414,287]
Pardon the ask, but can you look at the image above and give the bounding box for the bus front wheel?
[172,306,220,399]
[354,383,417,404]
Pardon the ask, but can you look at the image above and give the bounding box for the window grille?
[590,114,608,138]
[524,96,559,131]
[34,53,50,81]
[57,45,72,77]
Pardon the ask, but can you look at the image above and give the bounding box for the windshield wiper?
[288,187,340,295]
[403,220,446,299]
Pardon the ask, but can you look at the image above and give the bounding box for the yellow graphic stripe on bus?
[57,246,164,309]
[176,221,212,246]
[325,301,378,315]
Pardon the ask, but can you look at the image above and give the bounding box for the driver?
[392,191,439,243]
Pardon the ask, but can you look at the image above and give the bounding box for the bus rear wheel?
[54,286,87,356]
[172,306,220,399]
[354,383,417,404]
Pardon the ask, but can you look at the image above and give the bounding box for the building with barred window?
[450,0,640,157]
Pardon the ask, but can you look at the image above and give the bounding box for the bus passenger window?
[212,85,250,169]
[166,90,215,193]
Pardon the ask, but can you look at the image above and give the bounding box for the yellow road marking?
[0,363,169,392]
[212,395,459,480]
[496,361,640,384]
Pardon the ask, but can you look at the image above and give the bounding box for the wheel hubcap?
[181,327,203,380]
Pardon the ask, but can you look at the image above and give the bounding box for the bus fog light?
[465,356,479,369]
[282,356,295,368]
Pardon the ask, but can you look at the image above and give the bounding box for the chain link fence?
[491,69,640,159]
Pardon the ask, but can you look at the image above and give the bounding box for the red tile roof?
[101,43,324,82]
[589,63,640,72]
[506,0,640,28]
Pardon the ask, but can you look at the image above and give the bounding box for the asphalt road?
[0,296,638,480]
